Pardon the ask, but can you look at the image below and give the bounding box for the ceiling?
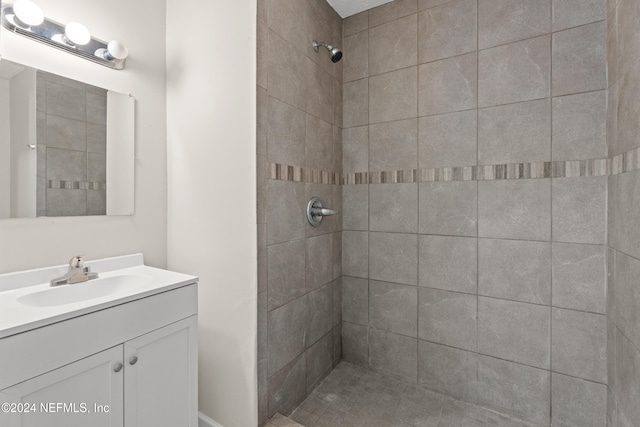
[326,0,393,18]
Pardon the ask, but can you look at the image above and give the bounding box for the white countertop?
[0,254,198,339]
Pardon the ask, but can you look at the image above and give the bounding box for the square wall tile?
[343,126,369,172]
[87,153,106,182]
[47,148,87,182]
[343,79,369,128]
[343,185,369,231]
[46,189,86,217]
[343,31,369,83]
[267,96,306,166]
[267,355,306,418]
[86,190,105,216]
[479,239,551,305]
[552,308,607,383]
[419,110,477,168]
[45,115,86,151]
[268,239,306,310]
[344,11,368,37]
[552,91,607,161]
[419,181,477,237]
[343,231,369,278]
[615,327,640,424]
[268,296,309,376]
[369,0,418,27]
[370,280,418,337]
[369,14,417,76]
[478,35,550,108]
[614,170,640,260]
[552,243,606,314]
[268,30,307,111]
[617,0,640,77]
[478,179,551,241]
[418,0,477,63]
[617,61,640,156]
[552,176,607,245]
[552,21,606,97]
[369,119,418,171]
[552,0,606,32]
[370,67,418,124]
[267,0,308,53]
[478,0,550,49]
[418,288,477,352]
[369,328,418,384]
[419,235,477,294]
[343,276,369,325]
[305,333,333,392]
[342,322,369,367]
[308,285,334,345]
[418,341,478,403]
[477,355,551,426]
[45,81,85,121]
[370,183,418,233]
[306,234,334,291]
[552,373,607,427]
[419,52,477,116]
[266,180,306,245]
[305,115,333,172]
[369,232,418,286]
[478,99,551,165]
[613,251,640,351]
[478,297,551,369]
[331,277,342,327]
[306,61,335,125]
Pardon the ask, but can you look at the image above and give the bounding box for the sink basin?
[17,275,152,307]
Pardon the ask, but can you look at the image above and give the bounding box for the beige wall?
[0,0,168,272]
[166,1,258,426]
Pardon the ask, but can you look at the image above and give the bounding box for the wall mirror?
[0,57,135,219]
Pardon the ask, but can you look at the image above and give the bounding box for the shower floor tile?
[289,361,543,427]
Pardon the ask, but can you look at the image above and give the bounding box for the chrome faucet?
[50,256,99,287]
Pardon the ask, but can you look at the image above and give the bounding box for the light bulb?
[12,0,44,27]
[64,22,91,46]
[106,40,128,60]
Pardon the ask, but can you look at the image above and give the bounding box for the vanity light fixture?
[11,0,43,28]
[0,1,128,70]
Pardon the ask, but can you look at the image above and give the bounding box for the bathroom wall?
[35,71,107,217]
[0,80,10,218]
[606,0,640,426]
[0,0,168,271]
[341,1,608,425]
[256,0,344,423]
[167,1,258,426]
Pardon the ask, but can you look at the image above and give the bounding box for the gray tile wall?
[256,0,343,424]
[36,71,107,217]
[341,1,608,426]
[606,1,640,426]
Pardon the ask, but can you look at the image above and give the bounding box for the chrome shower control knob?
[306,197,340,227]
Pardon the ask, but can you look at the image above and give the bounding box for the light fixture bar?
[1,2,127,70]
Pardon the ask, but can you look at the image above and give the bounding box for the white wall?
[9,68,36,218]
[166,0,257,426]
[0,80,10,219]
[0,0,168,272]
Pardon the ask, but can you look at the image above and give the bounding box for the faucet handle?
[69,256,85,268]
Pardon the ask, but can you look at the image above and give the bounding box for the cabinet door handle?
[129,356,138,365]
[113,363,123,373]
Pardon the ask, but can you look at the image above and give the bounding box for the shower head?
[312,40,343,63]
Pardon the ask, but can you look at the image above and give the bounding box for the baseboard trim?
[198,412,223,427]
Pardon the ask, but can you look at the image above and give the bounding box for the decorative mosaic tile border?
[268,163,343,185]
[268,148,640,186]
[48,180,106,190]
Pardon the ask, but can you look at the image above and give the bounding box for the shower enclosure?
[257,1,639,426]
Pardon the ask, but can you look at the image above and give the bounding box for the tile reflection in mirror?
[0,58,134,219]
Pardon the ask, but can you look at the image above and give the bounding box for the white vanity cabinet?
[0,256,198,427]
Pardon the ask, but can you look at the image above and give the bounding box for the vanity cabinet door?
[0,345,124,427]
[123,315,197,427]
